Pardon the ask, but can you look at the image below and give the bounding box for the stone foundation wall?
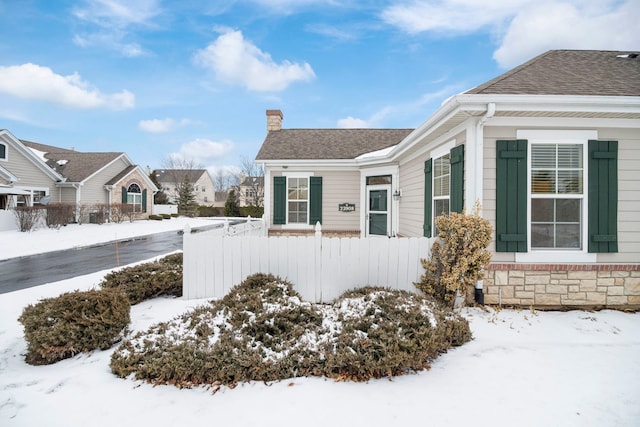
[484,264,640,308]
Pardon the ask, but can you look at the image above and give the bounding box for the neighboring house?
[238,174,264,207]
[153,169,216,206]
[213,191,228,208]
[0,130,157,230]
[256,50,640,308]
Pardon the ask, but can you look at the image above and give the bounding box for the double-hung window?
[122,183,147,213]
[423,143,464,237]
[433,153,451,220]
[530,143,584,249]
[496,130,617,258]
[127,183,142,212]
[273,174,322,226]
[287,177,308,224]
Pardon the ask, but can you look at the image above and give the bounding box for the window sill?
[515,251,596,263]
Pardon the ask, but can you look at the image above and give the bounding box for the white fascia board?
[389,93,640,163]
[0,164,18,182]
[110,165,158,192]
[0,130,66,182]
[455,94,640,113]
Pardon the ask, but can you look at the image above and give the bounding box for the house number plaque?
[338,203,356,212]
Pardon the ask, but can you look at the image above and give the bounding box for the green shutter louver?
[450,144,464,214]
[496,140,527,252]
[142,189,147,213]
[309,176,323,225]
[121,186,128,204]
[423,159,433,237]
[273,176,286,225]
[588,140,618,253]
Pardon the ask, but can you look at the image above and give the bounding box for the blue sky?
[1,0,638,178]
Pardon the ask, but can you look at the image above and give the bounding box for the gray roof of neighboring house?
[256,129,414,161]
[240,176,264,186]
[466,50,640,96]
[21,140,123,182]
[153,169,207,183]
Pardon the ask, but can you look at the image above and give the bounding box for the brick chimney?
[266,109,283,132]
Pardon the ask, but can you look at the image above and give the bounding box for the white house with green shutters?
[256,50,640,308]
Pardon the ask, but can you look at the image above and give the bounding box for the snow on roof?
[355,144,397,160]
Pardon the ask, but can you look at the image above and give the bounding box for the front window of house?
[0,142,6,161]
[33,190,47,204]
[530,143,584,249]
[287,177,308,224]
[127,183,142,212]
[433,153,450,232]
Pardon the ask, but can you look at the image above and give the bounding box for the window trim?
[515,129,596,263]
[281,172,314,229]
[127,183,143,213]
[0,142,7,161]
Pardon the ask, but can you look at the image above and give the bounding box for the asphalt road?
[0,223,225,294]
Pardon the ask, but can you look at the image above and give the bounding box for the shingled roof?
[256,128,413,161]
[153,169,208,184]
[466,50,640,96]
[21,140,124,182]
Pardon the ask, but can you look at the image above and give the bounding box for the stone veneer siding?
[484,264,640,308]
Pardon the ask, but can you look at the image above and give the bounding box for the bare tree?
[239,157,265,208]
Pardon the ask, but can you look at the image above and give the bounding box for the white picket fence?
[183,223,432,302]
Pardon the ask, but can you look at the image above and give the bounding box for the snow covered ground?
[1,219,639,427]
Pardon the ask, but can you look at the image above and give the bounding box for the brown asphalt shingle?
[256,128,414,160]
[466,50,640,96]
[21,140,123,182]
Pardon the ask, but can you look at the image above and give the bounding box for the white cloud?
[494,1,640,68]
[139,118,191,133]
[337,116,370,128]
[0,63,134,110]
[73,0,161,28]
[72,0,161,56]
[170,138,235,165]
[194,29,316,92]
[381,0,526,34]
[381,0,640,69]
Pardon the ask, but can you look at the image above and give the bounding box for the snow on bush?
[110,273,472,388]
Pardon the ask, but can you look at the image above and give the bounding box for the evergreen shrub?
[110,273,471,388]
[100,254,183,304]
[18,288,130,365]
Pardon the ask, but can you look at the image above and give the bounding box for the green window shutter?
[142,189,147,213]
[273,176,286,225]
[450,144,464,213]
[496,140,527,252]
[121,186,128,204]
[423,159,433,237]
[309,176,323,225]
[588,140,618,253]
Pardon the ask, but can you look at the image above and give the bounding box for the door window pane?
[369,190,387,211]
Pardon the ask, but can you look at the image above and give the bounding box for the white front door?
[366,184,391,236]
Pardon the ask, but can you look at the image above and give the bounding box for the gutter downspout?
[474,102,495,305]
